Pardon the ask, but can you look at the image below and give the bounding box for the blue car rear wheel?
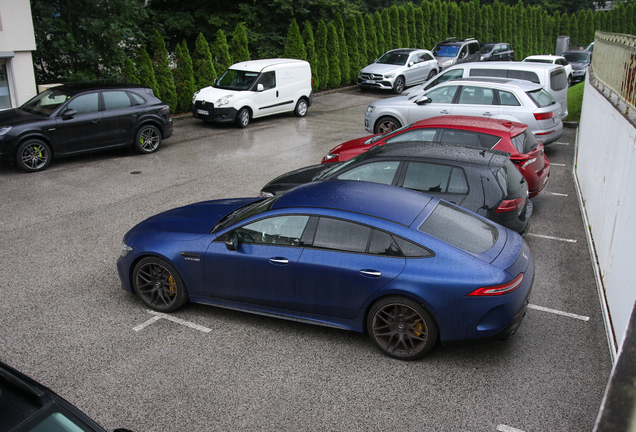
[368,296,438,360]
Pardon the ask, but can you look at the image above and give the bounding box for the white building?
[0,0,37,109]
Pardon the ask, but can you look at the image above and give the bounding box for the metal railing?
[592,31,636,114]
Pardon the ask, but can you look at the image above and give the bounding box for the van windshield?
[433,45,461,57]
[215,69,260,91]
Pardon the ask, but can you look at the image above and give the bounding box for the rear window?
[469,68,507,78]
[511,129,539,153]
[419,201,498,254]
[526,88,556,108]
[507,70,540,84]
[550,69,568,91]
[496,159,525,195]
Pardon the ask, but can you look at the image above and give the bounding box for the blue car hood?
[131,198,258,235]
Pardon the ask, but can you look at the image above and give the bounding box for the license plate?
[197,109,209,115]
[364,80,375,84]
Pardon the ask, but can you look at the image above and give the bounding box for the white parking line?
[551,163,567,166]
[133,310,212,333]
[552,142,570,145]
[529,304,590,322]
[527,233,577,243]
[550,192,568,197]
[497,425,525,432]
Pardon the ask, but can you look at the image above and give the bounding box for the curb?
[564,121,579,128]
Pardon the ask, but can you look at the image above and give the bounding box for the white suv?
[364,77,563,144]
[358,49,439,94]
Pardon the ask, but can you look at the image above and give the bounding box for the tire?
[133,257,189,312]
[392,76,405,94]
[367,296,438,360]
[374,116,401,134]
[236,107,250,128]
[134,125,161,154]
[16,139,51,172]
[294,98,308,117]
[568,74,572,87]
[427,69,437,80]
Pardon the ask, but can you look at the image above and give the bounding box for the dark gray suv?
[433,38,481,70]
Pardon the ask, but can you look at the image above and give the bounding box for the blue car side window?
[236,215,309,246]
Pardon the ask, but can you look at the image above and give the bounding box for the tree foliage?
[151,31,178,111]
[173,40,196,113]
[31,0,149,83]
[193,33,217,90]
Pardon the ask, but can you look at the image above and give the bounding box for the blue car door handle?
[269,257,289,265]
[359,269,382,278]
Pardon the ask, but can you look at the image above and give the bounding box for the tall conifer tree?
[327,22,341,88]
[151,31,177,111]
[315,20,330,91]
[302,21,319,91]
[231,22,250,63]
[284,19,307,60]
[193,32,217,89]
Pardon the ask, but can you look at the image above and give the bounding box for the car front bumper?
[192,101,238,124]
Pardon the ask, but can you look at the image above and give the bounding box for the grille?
[194,100,214,109]
[360,73,384,80]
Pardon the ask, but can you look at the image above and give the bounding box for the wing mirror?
[224,232,238,251]
[408,61,414,67]
[416,96,432,105]
[257,83,264,92]
[61,109,77,120]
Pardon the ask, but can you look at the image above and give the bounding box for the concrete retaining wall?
[576,76,636,352]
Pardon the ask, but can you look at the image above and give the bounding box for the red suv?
[322,116,550,197]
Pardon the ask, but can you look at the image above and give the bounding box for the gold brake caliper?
[167,275,176,297]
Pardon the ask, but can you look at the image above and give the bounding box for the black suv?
[0,83,173,172]
[432,37,481,70]
[260,141,532,235]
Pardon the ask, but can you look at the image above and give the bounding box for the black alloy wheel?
[134,125,162,154]
[367,296,438,360]
[133,257,188,312]
[16,139,51,172]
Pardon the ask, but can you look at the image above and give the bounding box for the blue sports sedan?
[117,181,534,360]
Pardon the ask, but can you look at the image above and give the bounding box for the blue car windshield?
[212,196,278,233]
[215,69,260,91]
[433,45,461,57]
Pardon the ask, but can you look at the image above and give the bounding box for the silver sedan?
[364,77,563,144]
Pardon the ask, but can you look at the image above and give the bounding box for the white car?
[522,55,573,86]
[358,49,439,94]
[364,77,563,144]
[192,59,313,128]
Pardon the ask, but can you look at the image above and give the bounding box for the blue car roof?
[271,180,432,226]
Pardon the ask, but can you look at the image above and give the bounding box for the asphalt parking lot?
[0,88,612,432]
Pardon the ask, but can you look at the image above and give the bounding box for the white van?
[415,61,569,119]
[192,59,313,128]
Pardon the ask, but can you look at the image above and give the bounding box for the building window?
[0,62,11,110]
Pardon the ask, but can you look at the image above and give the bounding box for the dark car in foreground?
[322,116,550,197]
[263,142,532,235]
[117,181,534,360]
[0,360,132,432]
[0,83,173,172]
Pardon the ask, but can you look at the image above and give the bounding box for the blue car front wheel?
[133,257,188,312]
[367,296,438,360]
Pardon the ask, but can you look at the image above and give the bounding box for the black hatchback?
[0,83,173,172]
[260,141,532,235]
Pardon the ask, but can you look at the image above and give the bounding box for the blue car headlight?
[120,240,133,257]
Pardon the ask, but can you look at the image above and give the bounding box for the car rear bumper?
[534,122,563,145]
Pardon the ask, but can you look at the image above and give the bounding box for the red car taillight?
[534,112,553,120]
[511,155,537,169]
[467,274,524,296]
[495,197,524,213]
